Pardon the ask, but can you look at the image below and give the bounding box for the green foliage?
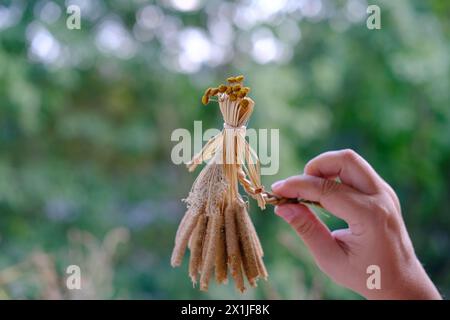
[0,0,449,299]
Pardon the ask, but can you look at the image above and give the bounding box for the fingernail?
[271,180,285,190]
[275,205,296,221]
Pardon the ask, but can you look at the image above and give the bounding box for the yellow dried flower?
[232,84,241,92]
[241,87,250,94]
[237,90,247,98]
[235,75,244,82]
[204,87,212,96]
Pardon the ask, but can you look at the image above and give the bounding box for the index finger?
[304,149,382,195]
[272,174,370,228]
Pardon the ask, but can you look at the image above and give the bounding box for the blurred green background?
[0,0,449,299]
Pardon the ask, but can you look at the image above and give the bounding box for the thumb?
[275,204,345,268]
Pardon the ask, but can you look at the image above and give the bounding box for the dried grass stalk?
[256,254,268,280]
[201,215,212,268]
[189,212,207,284]
[215,205,228,284]
[171,209,199,267]
[236,203,260,285]
[200,204,221,291]
[224,202,245,292]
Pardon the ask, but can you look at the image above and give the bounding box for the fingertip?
[271,176,303,198]
[272,175,320,200]
[303,160,314,175]
[271,179,285,191]
[275,204,294,221]
[274,204,309,223]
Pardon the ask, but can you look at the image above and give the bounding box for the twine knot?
[223,123,246,130]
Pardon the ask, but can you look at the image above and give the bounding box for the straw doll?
[171,75,319,292]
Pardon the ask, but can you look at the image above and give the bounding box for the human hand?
[272,149,441,299]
